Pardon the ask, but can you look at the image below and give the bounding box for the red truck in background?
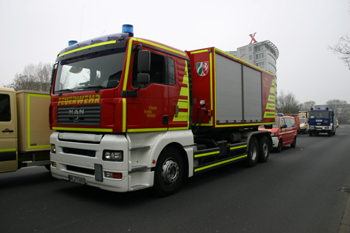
[49,24,276,196]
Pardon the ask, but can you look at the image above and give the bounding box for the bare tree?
[326,99,350,124]
[4,63,53,92]
[329,34,350,70]
[276,91,300,114]
[299,101,316,111]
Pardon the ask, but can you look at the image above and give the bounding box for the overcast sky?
[0,0,349,105]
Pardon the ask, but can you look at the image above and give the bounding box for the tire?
[309,132,312,136]
[246,137,259,167]
[328,131,332,137]
[276,139,283,153]
[258,136,270,163]
[291,137,297,148]
[154,146,184,197]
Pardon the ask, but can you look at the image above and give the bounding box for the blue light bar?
[277,113,284,116]
[122,24,134,37]
[69,40,78,46]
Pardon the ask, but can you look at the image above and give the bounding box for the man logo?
[69,109,85,115]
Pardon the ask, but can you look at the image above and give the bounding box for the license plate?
[69,175,86,185]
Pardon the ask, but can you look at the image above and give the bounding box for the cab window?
[0,94,11,121]
[285,118,295,127]
[280,118,286,128]
[132,51,175,87]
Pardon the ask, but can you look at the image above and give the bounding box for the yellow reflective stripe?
[173,111,188,122]
[268,95,275,102]
[177,101,188,109]
[270,87,275,94]
[52,127,113,132]
[264,112,276,118]
[127,128,168,132]
[209,50,214,125]
[137,39,186,57]
[122,38,135,91]
[27,94,51,149]
[216,122,272,127]
[168,127,189,131]
[266,103,275,110]
[194,154,247,172]
[0,148,16,152]
[58,41,117,57]
[194,151,220,158]
[279,130,297,135]
[172,60,190,126]
[122,98,127,132]
[230,145,247,150]
[190,49,210,54]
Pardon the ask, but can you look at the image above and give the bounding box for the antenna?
[80,7,84,41]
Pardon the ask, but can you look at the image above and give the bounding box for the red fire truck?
[49,25,276,196]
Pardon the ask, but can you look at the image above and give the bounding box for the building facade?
[227,40,279,76]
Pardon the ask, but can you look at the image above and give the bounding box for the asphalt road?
[1,126,350,233]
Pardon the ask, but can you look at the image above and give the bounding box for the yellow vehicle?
[0,88,53,173]
[298,111,309,134]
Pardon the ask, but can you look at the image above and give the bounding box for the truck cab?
[0,88,52,173]
[0,88,18,172]
[308,108,336,136]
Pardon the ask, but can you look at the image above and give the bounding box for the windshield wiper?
[79,85,106,93]
[57,88,75,96]
[80,85,106,89]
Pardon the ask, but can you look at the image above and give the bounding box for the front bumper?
[271,136,279,148]
[50,132,153,192]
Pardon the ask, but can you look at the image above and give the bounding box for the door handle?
[2,128,14,133]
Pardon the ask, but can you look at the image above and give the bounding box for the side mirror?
[138,50,150,72]
[137,73,150,84]
[281,124,287,129]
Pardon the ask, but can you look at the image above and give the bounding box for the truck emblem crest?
[196,61,209,76]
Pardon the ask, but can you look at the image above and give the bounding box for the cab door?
[126,49,170,132]
[0,90,18,173]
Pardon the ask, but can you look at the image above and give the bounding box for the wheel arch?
[156,143,190,180]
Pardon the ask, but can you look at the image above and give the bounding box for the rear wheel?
[246,137,259,167]
[258,136,270,163]
[154,146,184,197]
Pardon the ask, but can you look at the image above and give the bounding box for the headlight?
[103,151,123,161]
[50,144,56,153]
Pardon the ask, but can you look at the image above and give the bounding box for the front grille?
[62,147,96,157]
[67,165,94,175]
[57,105,101,126]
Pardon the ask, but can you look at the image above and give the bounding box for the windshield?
[309,111,330,119]
[272,117,280,128]
[299,118,306,123]
[54,52,125,93]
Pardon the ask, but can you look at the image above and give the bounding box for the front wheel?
[154,147,184,197]
[276,139,283,153]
